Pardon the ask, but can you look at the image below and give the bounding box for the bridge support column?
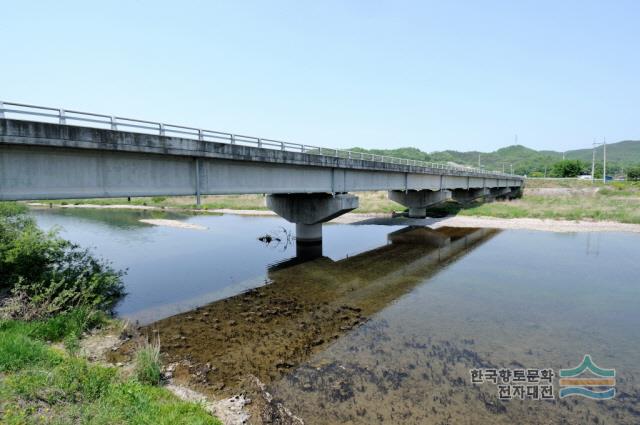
[489,187,513,200]
[296,223,322,243]
[388,190,451,218]
[509,186,524,199]
[267,193,359,244]
[451,188,490,204]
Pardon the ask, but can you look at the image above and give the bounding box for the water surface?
[32,207,640,424]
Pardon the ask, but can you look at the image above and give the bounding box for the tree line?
[536,159,640,180]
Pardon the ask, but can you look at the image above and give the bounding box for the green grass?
[460,186,640,224]
[39,194,270,211]
[0,313,221,425]
[0,331,62,372]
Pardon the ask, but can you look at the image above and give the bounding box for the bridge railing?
[0,101,517,178]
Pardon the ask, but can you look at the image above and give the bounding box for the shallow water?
[32,208,640,423]
[33,208,403,323]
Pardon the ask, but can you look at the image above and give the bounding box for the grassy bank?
[40,195,270,211]
[0,312,220,424]
[0,202,221,424]
[460,180,640,224]
[33,180,640,224]
[38,191,404,214]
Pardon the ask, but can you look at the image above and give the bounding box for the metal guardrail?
[0,101,517,178]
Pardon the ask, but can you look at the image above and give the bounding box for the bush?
[0,202,125,319]
[628,167,640,181]
[550,160,586,177]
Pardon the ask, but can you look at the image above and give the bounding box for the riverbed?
[32,207,640,424]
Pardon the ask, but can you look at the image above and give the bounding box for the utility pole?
[591,139,596,183]
[478,153,481,168]
[502,163,505,173]
[603,138,607,184]
[544,164,547,178]
[593,139,607,184]
[510,164,513,174]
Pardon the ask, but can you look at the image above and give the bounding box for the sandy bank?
[139,219,207,230]
[436,216,640,233]
[355,215,640,233]
[28,202,159,210]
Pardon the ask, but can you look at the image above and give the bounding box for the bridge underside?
[1,119,524,243]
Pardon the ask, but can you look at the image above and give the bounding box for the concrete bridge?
[0,102,523,243]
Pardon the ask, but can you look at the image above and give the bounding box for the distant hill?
[564,140,640,164]
[350,140,640,175]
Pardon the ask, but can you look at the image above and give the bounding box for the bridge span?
[0,101,524,243]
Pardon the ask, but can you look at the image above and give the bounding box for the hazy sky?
[2,1,638,152]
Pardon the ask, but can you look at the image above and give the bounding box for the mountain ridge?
[350,140,640,175]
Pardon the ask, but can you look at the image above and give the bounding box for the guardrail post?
[301,145,305,153]
[281,142,285,151]
[0,101,5,118]
[159,123,165,136]
[59,109,66,125]
[198,129,203,141]
[257,138,262,148]
[110,116,117,131]
[230,134,235,145]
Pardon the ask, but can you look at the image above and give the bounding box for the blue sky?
[2,1,638,152]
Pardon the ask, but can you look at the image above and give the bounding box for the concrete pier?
[389,190,452,218]
[451,188,490,204]
[266,193,359,243]
[296,223,323,243]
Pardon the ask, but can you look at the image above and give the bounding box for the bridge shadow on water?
[120,226,498,400]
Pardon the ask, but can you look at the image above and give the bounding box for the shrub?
[0,202,125,319]
[550,160,586,178]
[628,167,640,181]
[29,308,106,342]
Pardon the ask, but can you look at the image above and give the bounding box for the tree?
[628,167,640,181]
[550,160,586,178]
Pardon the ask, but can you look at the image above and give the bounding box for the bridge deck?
[1,118,523,201]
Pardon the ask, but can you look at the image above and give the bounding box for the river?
[32,207,640,424]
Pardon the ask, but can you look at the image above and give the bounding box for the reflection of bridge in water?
[269,226,498,317]
[139,226,499,396]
